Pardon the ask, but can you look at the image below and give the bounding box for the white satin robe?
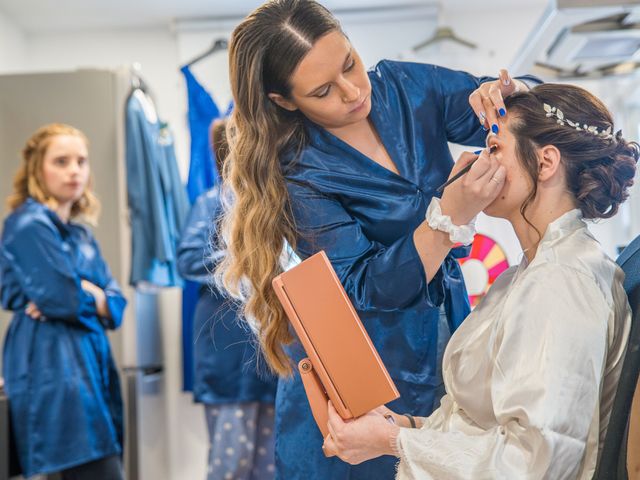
[396,210,630,480]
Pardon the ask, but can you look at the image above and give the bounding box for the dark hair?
[211,119,229,175]
[504,83,638,223]
[218,0,343,375]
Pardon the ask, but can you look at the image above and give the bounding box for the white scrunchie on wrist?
[425,197,476,245]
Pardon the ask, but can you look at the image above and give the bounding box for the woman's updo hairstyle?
[504,83,638,220]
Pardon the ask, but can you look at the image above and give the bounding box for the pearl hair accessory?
[543,103,613,140]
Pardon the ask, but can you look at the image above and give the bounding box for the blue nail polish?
[474,150,482,154]
[491,124,499,134]
[499,108,506,117]
[482,125,489,132]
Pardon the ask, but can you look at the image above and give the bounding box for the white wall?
[173,8,441,121]
[0,7,26,72]
[25,28,189,175]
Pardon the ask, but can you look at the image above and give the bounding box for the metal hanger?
[130,62,150,92]
[183,38,228,68]
[127,62,160,123]
[413,26,477,52]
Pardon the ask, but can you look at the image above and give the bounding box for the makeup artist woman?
[218,1,541,478]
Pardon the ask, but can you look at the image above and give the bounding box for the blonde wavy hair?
[7,123,100,225]
[217,0,341,376]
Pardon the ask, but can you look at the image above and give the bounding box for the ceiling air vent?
[512,0,640,78]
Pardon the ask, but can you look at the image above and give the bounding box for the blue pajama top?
[0,199,126,477]
[274,60,540,479]
[177,188,277,405]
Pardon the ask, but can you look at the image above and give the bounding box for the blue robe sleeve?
[0,262,27,311]
[101,277,126,330]
[1,218,102,331]
[385,61,542,146]
[288,181,432,312]
[87,234,127,330]
[177,190,221,284]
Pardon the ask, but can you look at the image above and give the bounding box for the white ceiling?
[0,0,548,34]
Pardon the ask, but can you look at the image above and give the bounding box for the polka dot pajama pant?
[205,402,275,480]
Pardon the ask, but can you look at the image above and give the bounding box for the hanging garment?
[180,65,222,203]
[0,199,126,477]
[396,210,630,480]
[180,65,233,390]
[125,88,190,287]
[275,60,541,479]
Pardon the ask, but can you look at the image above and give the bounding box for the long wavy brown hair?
[7,123,101,224]
[217,0,341,375]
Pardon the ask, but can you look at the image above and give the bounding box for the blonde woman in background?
[0,124,126,479]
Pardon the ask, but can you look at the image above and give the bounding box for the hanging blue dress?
[180,65,222,203]
[125,89,190,287]
[0,198,126,477]
[180,65,224,391]
[275,60,541,479]
[177,187,277,404]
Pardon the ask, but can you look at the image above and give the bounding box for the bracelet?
[402,413,417,429]
[425,197,476,245]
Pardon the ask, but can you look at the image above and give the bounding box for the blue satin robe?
[276,60,540,479]
[177,188,277,404]
[0,199,126,477]
[618,235,640,295]
[126,90,190,287]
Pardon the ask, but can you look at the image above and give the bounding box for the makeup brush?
[436,145,498,193]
